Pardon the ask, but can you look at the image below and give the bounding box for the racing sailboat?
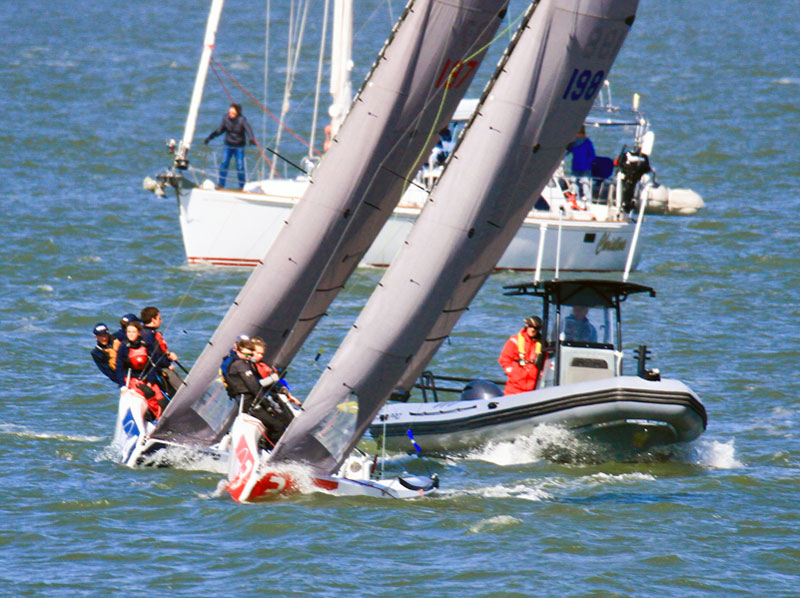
[118,0,508,487]
[225,0,642,500]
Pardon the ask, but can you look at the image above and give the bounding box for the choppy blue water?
[2,1,798,596]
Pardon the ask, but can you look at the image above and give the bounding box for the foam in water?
[468,515,523,534]
[442,482,552,502]
[0,423,103,443]
[465,424,591,466]
[689,438,742,469]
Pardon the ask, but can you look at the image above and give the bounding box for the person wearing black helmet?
[90,323,118,384]
[498,315,544,395]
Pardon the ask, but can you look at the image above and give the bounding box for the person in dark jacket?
[222,337,293,448]
[140,306,182,396]
[91,323,117,383]
[204,103,256,189]
[115,321,156,387]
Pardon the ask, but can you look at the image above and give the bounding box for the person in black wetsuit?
[222,337,294,448]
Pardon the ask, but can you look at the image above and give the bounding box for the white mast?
[174,0,225,169]
[328,0,353,136]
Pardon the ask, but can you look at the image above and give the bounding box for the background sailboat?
[267,0,640,475]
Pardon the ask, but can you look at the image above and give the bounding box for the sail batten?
[269,0,639,475]
[153,0,510,447]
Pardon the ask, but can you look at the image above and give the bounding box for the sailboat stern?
[226,414,298,502]
[225,414,437,502]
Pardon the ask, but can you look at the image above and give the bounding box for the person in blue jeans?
[566,125,595,200]
[204,103,256,189]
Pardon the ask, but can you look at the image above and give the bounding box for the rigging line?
[211,58,322,156]
[308,0,331,160]
[273,0,311,175]
[401,4,529,197]
[260,0,272,180]
[209,60,235,103]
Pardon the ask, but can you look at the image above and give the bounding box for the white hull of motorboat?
[369,376,707,455]
[226,414,438,502]
[178,183,640,271]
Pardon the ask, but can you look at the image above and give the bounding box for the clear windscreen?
[552,304,616,347]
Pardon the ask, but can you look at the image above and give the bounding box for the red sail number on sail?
[435,59,479,89]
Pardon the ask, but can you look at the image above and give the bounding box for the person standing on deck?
[566,125,595,200]
[204,103,256,190]
[499,316,544,395]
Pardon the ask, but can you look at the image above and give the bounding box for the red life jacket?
[154,330,168,354]
[128,345,149,370]
[128,378,165,419]
[255,362,276,379]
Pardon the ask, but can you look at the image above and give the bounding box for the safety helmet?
[93,323,110,335]
[523,315,542,329]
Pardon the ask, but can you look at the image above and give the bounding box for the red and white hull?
[226,414,438,502]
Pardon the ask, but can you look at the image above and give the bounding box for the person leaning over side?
[91,323,118,384]
[251,336,302,409]
[115,320,168,420]
[140,306,182,396]
[221,336,293,449]
[204,102,256,190]
[498,316,544,395]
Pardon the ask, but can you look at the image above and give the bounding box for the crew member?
[140,306,182,396]
[222,337,293,448]
[564,305,597,343]
[116,320,168,420]
[91,323,117,384]
[499,316,544,395]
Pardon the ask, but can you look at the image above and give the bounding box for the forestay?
[152,0,510,447]
[268,0,640,474]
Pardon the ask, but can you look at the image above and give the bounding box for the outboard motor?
[460,380,503,401]
[617,149,651,212]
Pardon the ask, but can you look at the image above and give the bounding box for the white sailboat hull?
[369,376,706,455]
[113,388,230,468]
[178,184,640,271]
[226,414,437,502]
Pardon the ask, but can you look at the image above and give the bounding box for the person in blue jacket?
[204,103,256,189]
[91,323,117,384]
[567,125,595,199]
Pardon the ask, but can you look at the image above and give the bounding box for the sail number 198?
[561,69,605,101]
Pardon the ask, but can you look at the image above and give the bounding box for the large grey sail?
[152,0,510,446]
[269,0,639,474]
